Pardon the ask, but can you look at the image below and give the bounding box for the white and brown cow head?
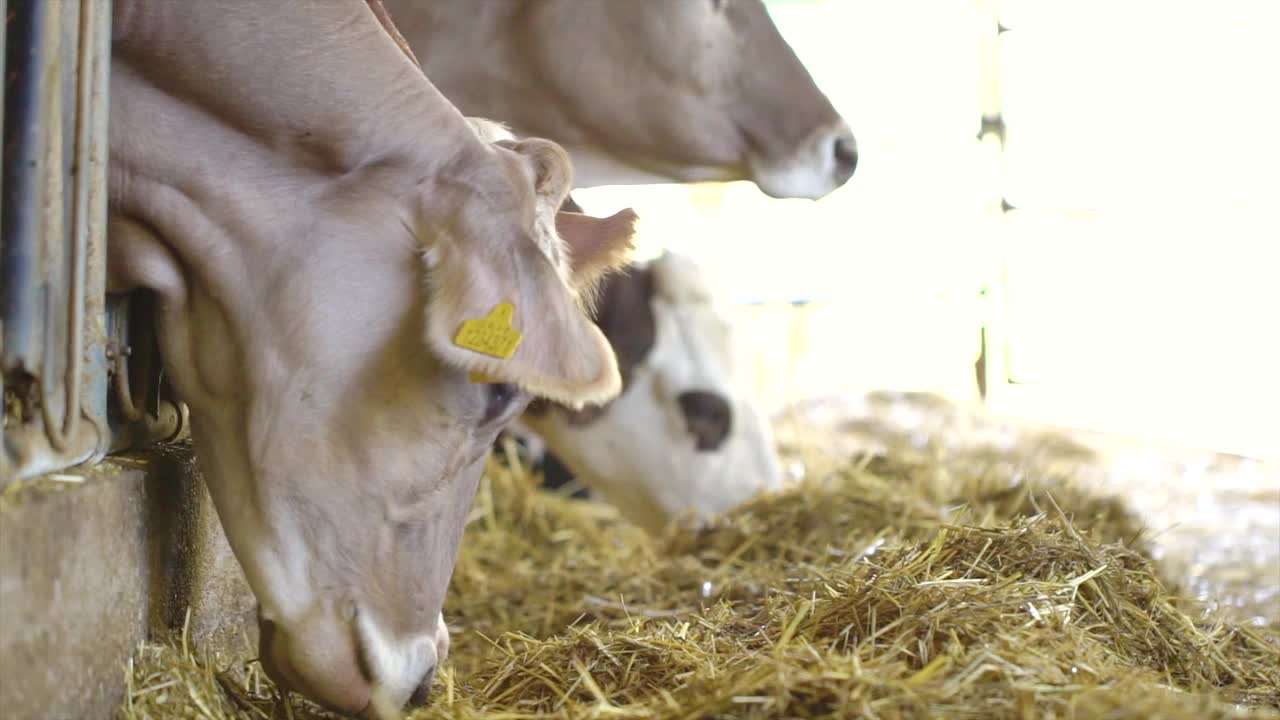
[106,1,635,715]
[520,211,785,534]
[386,0,858,199]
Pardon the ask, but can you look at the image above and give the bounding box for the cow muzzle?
[750,119,858,200]
[258,607,438,718]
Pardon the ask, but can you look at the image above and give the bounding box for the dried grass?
[122,439,1280,720]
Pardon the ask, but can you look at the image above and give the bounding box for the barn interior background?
[578,0,1280,463]
[570,0,1280,673]
[3,0,1278,718]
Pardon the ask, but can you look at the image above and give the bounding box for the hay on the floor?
[122,439,1280,720]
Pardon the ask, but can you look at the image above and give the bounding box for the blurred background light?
[575,0,1280,462]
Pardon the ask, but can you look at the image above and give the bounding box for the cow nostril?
[833,136,858,181]
[676,391,733,452]
[408,665,437,708]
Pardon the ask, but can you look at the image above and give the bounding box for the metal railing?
[1,0,185,487]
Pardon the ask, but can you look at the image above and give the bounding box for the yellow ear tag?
[454,302,523,359]
[469,371,500,384]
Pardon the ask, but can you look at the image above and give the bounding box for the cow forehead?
[466,116,575,288]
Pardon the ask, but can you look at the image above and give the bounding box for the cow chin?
[560,145,743,189]
[749,119,859,200]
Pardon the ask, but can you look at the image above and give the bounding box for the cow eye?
[482,383,520,425]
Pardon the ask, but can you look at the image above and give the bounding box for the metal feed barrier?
[2,0,186,488]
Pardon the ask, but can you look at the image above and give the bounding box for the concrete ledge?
[0,460,150,720]
[0,443,257,720]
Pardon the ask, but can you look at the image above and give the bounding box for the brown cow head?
[106,3,636,709]
[387,0,858,199]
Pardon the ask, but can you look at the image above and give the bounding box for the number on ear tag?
[454,302,522,359]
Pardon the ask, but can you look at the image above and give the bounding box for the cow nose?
[259,616,372,715]
[677,391,733,451]
[833,133,858,184]
[407,664,437,708]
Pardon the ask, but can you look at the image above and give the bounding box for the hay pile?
[123,438,1280,720]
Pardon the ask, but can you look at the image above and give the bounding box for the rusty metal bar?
[1,0,112,485]
[109,302,144,423]
[107,393,188,455]
[112,348,146,423]
[38,0,82,453]
[105,291,191,454]
[82,0,112,439]
[39,0,111,453]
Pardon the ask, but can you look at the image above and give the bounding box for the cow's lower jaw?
[749,120,858,200]
[564,146,743,189]
[563,123,856,201]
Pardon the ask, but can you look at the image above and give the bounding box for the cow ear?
[422,230,622,409]
[493,144,639,290]
[556,208,639,291]
[498,138,573,207]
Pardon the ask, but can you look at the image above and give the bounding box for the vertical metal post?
[2,0,48,374]
[38,0,73,451]
[974,0,1010,402]
[1,0,8,461]
[80,0,114,442]
[1,0,112,485]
